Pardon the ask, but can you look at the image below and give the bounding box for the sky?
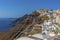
[0,0,60,18]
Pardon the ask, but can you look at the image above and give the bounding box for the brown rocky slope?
[0,10,41,40]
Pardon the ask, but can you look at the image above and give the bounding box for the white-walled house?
[56,13,60,24]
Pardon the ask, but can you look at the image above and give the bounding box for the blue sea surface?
[0,18,16,31]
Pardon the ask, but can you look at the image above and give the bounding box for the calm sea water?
[0,18,16,31]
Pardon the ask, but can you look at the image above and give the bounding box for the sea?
[0,18,16,32]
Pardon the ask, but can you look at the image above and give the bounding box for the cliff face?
[0,9,60,40]
[0,11,38,40]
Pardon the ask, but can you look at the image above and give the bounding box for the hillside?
[0,9,60,40]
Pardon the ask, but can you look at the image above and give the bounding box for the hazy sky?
[0,0,60,18]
